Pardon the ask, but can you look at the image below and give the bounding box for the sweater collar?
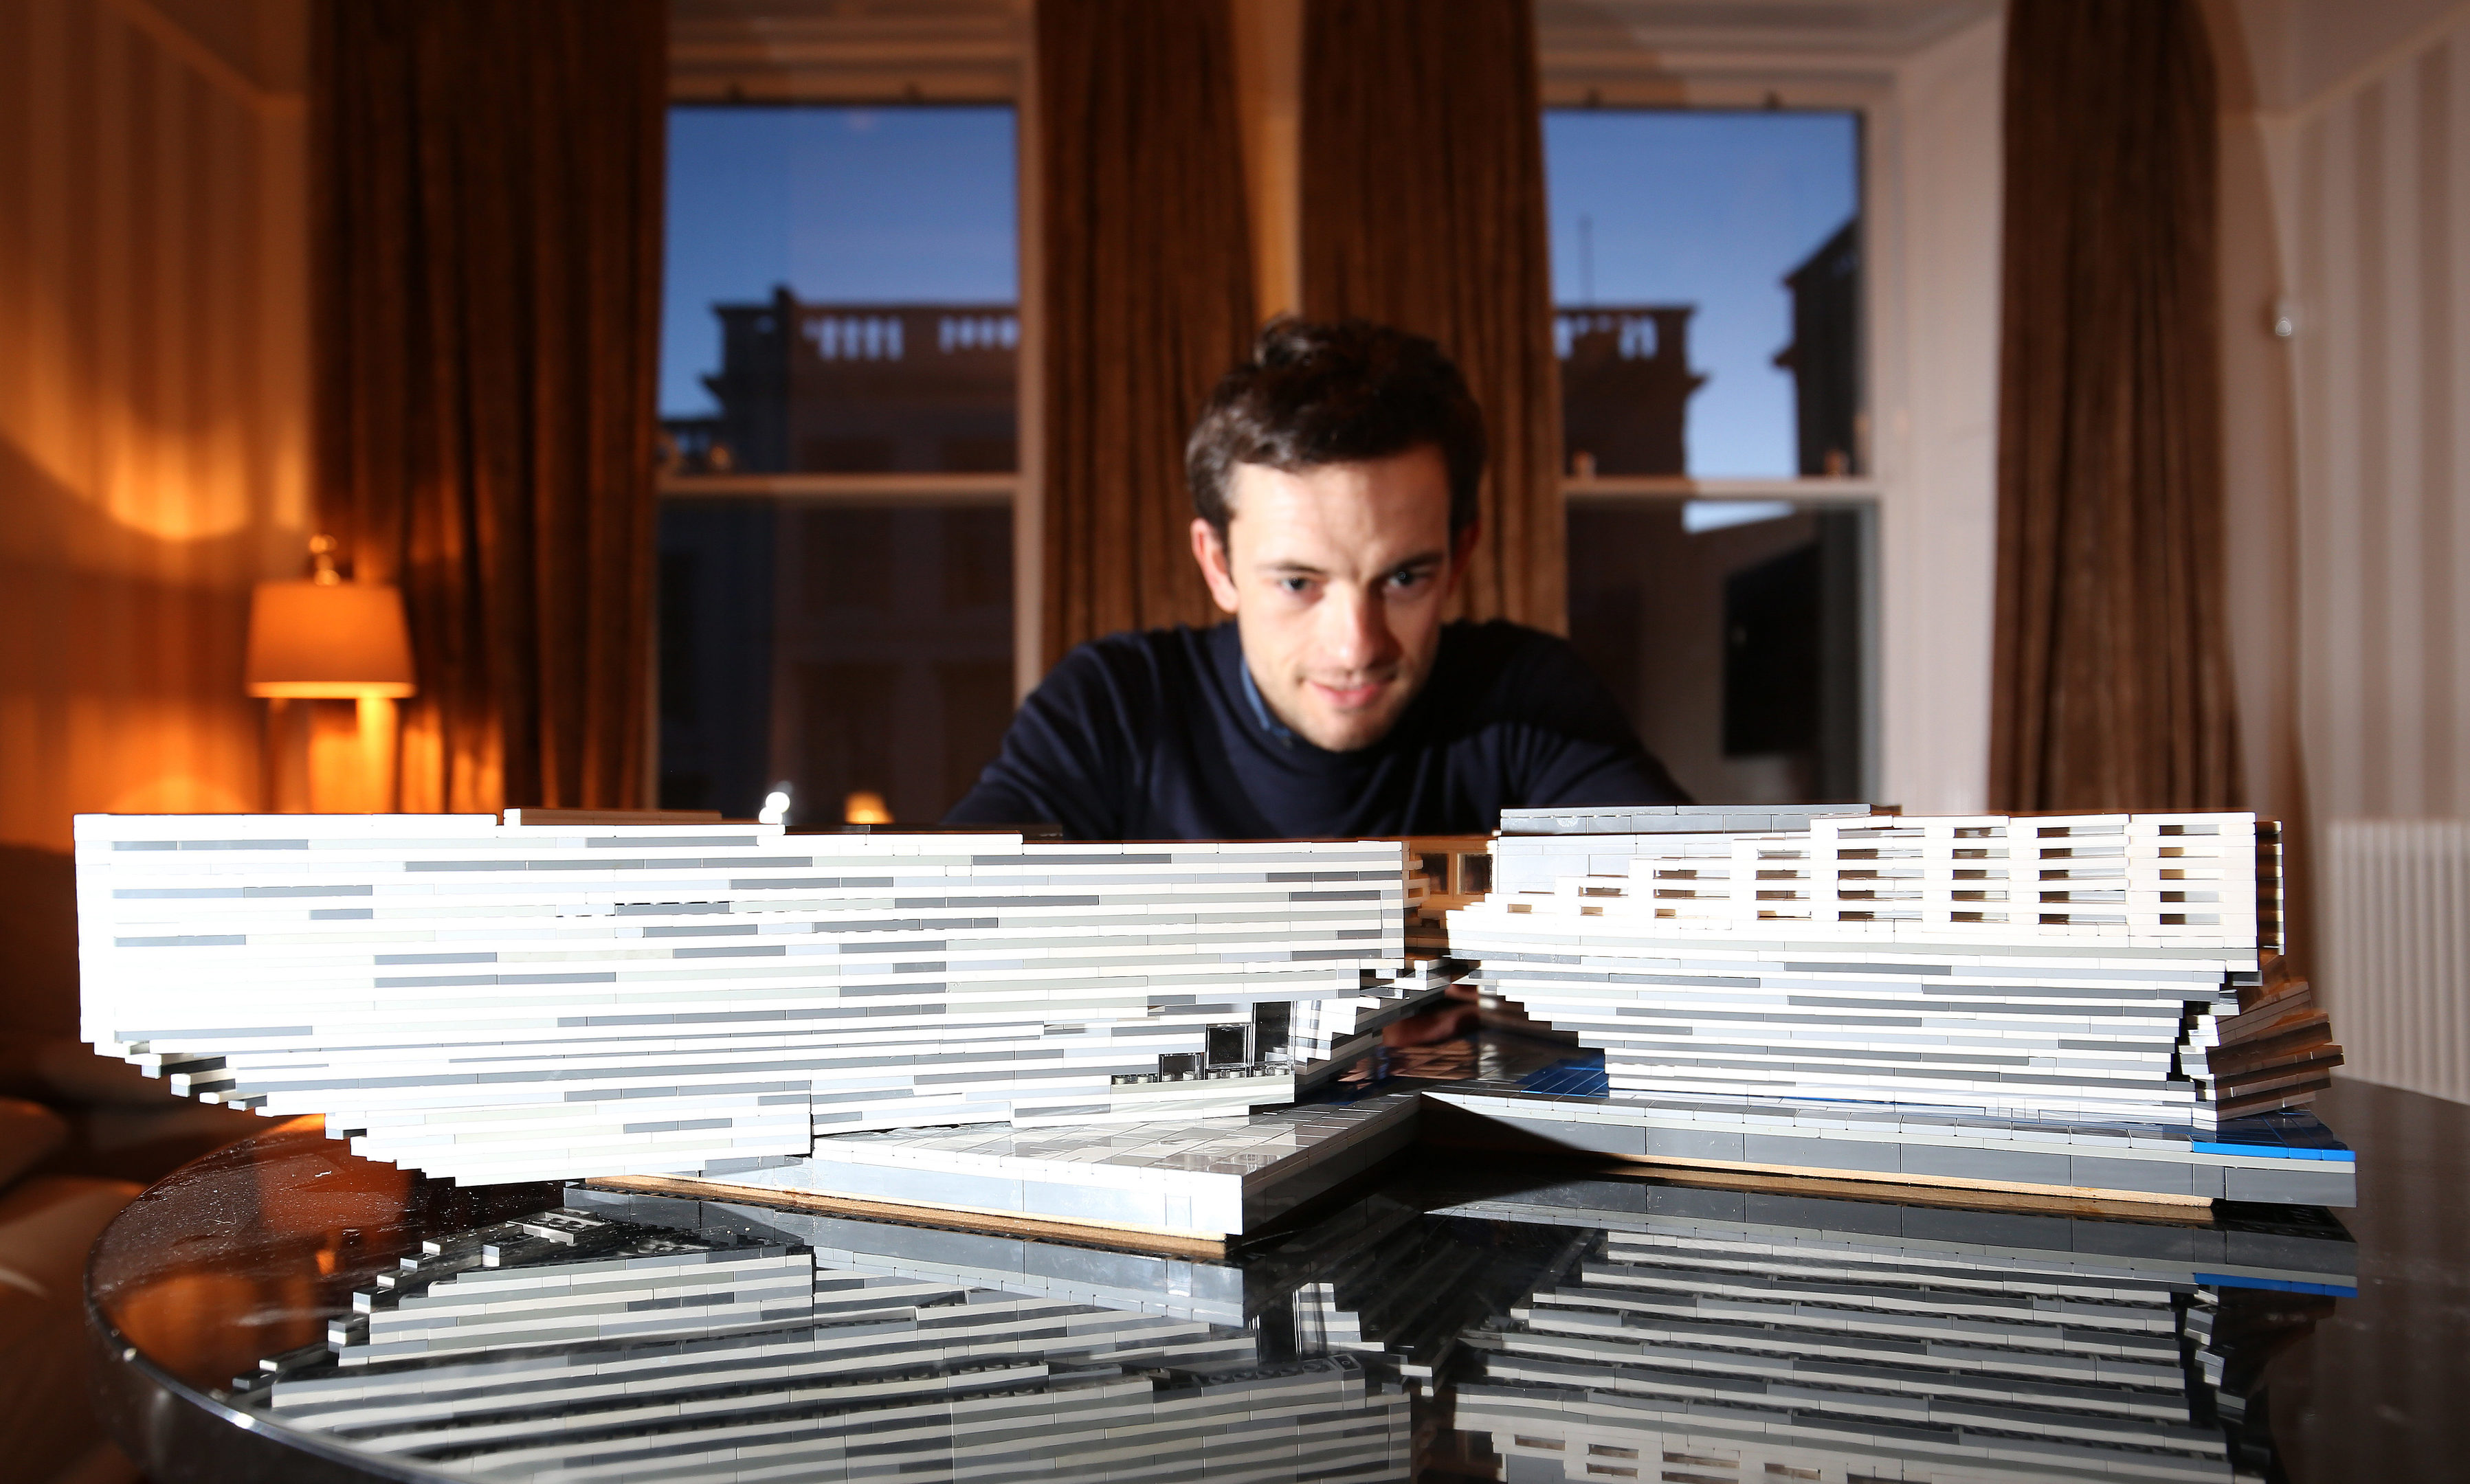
[1234,649,1299,745]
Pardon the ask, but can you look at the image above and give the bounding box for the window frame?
[660,16,1043,717]
[1541,78,1887,804]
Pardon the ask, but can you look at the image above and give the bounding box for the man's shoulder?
[1038,625,1225,708]
[1424,620,1683,805]
[1436,618,1596,687]
[1426,618,1638,741]
[1056,622,1222,674]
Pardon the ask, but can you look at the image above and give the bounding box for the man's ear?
[1191,517,1241,614]
[1442,520,1483,598]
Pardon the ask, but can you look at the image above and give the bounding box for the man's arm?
[942,644,1142,839]
[1519,729,1691,808]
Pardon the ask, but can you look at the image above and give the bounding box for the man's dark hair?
[1186,318,1487,541]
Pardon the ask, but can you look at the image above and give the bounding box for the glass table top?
[86,1077,2470,1484]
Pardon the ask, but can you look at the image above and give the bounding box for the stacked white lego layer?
[1495,809,2265,942]
[76,815,1403,1184]
[1453,811,2263,1134]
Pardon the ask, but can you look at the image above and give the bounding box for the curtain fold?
[313,0,665,812]
[1299,0,1564,632]
[1990,0,2240,811]
[1036,0,1257,666]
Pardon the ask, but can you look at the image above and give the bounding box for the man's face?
[1190,445,1476,752]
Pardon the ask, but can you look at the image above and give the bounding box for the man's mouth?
[1306,676,1392,710]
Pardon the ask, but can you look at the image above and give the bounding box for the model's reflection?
[228,1169,2348,1483]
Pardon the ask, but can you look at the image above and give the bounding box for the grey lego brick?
[2223,1165,2357,1205]
[1482,1113,1648,1158]
[1640,1127,1747,1163]
[1741,1132,1902,1173]
[2068,1154,2199,1195]
[1895,1143,2074,1186]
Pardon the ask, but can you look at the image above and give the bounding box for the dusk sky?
[663,106,1016,418]
[663,104,1858,477]
[1545,109,1860,477]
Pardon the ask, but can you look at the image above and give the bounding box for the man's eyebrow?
[1251,550,1447,576]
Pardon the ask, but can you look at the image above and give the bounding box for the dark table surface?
[85,1077,2470,1484]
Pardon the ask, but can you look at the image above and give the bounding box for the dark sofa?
[0,844,263,1484]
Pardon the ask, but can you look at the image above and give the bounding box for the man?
[946,319,1685,839]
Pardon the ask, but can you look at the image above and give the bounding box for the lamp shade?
[245,580,417,698]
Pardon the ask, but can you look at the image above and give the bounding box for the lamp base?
[262,696,397,812]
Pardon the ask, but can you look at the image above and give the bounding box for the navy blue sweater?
[944,620,1686,840]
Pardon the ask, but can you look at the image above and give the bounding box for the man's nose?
[1319,585,1399,672]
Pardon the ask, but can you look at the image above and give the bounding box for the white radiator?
[2322,818,2470,1105]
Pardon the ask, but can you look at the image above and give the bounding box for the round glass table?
[87,1078,2470,1483]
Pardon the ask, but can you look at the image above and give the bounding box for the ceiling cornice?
[670,0,1028,102]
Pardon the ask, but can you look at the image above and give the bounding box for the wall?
[2274,7,2470,825]
[2210,0,2470,1095]
[0,0,310,854]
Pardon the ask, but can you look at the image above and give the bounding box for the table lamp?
[247,537,416,810]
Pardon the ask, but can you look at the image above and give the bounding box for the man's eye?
[1278,576,1313,594]
[1388,567,1428,589]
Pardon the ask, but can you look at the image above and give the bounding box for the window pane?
[1546,110,1860,477]
[659,106,1019,474]
[658,502,1014,823]
[1567,501,1867,803]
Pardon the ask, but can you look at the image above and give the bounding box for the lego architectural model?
[75,815,1407,1184]
[1430,805,2352,1211]
[77,805,2350,1248]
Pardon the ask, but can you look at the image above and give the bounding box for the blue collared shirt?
[1236,651,1298,745]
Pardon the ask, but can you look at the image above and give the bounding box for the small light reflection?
[757,785,792,824]
[1681,499,1797,534]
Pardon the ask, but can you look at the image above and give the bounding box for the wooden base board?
[582,1174,1232,1260]
[1420,1112,2219,1222]
[1598,1154,2218,1221]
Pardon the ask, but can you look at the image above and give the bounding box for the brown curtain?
[1037,0,1258,664]
[1299,0,1564,632]
[313,0,665,812]
[1990,0,2240,811]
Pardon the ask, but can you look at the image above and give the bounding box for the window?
[1549,108,1872,805]
[657,105,1021,824]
